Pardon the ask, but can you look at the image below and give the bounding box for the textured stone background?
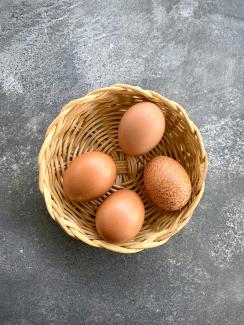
[0,1,244,324]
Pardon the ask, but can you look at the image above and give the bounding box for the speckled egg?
[144,156,192,211]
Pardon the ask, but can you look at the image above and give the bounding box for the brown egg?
[63,151,116,202]
[144,156,192,211]
[118,102,165,156]
[95,189,145,243]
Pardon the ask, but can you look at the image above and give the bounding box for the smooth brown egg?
[118,102,165,156]
[95,189,145,243]
[144,156,192,211]
[63,151,116,202]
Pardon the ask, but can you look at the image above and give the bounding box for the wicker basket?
[38,84,208,253]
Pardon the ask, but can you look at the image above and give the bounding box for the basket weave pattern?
[38,84,208,253]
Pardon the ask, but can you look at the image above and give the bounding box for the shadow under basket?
[38,84,208,253]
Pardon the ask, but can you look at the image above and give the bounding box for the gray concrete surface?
[0,1,244,324]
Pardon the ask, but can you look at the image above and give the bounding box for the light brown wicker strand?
[38,84,208,253]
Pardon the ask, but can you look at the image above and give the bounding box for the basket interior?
[43,87,204,248]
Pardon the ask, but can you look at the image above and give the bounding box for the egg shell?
[95,189,145,243]
[118,102,165,156]
[63,151,116,202]
[144,156,192,211]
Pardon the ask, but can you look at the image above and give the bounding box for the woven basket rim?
[38,84,208,253]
